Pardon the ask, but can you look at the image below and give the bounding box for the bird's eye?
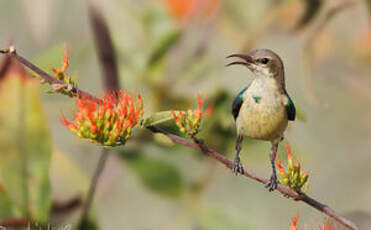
[260,58,269,64]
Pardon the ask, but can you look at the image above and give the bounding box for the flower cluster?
[49,45,77,97]
[171,94,204,137]
[62,91,143,146]
[276,143,309,192]
[290,214,335,230]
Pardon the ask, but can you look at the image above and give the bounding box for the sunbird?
[226,49,296,191]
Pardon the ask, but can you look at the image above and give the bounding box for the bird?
[226,49,296,191]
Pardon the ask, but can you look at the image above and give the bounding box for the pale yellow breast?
[236,78,288,142]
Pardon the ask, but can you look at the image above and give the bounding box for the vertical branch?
[87,0,120,91]
[78,148,109,229]
[79,4,120,227]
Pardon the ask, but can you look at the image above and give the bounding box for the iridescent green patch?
[252,95,261,104]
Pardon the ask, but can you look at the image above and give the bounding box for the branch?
[87,0,120,91]
[78,148,109,229]
[0,47,359,230]
[0,218,29,228]
[0,46,98,101]
[51,196,82,215]
[147,126,359,230]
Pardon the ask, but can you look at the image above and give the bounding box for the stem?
[87,0,120,91]
[0,46,98,101]
[0,218,29,228]
[51,196,82,215]
[78,148,109,228]
[148,126,359,230]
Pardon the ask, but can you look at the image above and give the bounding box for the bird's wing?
[284,93,296,121]
[232,86,249,120]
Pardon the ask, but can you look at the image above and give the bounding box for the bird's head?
[226,49,285,85]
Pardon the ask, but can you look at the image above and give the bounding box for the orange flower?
[171,110,180,124]
[204,102,214,116]
[51,44,70,78]
[194,93,203,118]
[171,94,207,136]
[62,90,143,146]
[319,220,332,230]
[291,214,300,230]
[276,142,309,191]
[276,160,286,175]
[161,0,219,23]
[290,214,335,230]
[285,142,293,165]
[50,44,77,97]
[162,0,193,21]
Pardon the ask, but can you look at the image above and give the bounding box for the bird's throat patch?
[252,95,262,104]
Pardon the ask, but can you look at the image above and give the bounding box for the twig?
[0,48,359,230]
[78,148,109,229]
[148,125,359,230]
[0,46,98,101]
[0,218,29,228]
[51,196,83,215]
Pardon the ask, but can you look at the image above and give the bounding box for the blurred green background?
[0,0,370,229]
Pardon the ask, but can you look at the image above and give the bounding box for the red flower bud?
[171,110,180,124]
[61,90,143,146]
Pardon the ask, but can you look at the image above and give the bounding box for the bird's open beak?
[226,54,255,68]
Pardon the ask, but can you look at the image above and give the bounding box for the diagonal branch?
[147,126,358,230]
[0,47,359,230]
[0,46,98,101]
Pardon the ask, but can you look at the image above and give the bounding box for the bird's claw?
[232,157,244,175]
[265,175,278,192]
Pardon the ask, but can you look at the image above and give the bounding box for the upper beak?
[226,54,255,67]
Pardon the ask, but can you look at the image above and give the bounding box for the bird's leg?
[232,135,244,175]
[265,143,278,191]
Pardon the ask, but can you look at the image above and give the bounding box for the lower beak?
[226,54,255,67]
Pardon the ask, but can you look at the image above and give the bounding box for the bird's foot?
[232,157,244,175]
[265,174,278,192]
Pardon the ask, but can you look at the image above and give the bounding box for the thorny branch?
[0,47,359,230]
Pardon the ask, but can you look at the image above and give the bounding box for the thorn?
[9,46,16,54]
[66,84,73,92]
[0,48,9,54]
[52,83,68,91]
[39,77,46,84]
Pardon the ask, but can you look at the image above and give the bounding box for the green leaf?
[152,133,175,147]
[142,110,178,127]
[148,30,181,68]
[0,74,52,222]
[121,152,183,198]
[0,189,13,219]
